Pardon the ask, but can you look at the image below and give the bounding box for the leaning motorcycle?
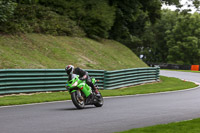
[65,74,103,109]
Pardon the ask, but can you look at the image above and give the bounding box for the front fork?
[77,89,84,101]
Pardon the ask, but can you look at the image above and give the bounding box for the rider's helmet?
[65,65,74,75]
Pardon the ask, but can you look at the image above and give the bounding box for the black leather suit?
[73,67,95,90]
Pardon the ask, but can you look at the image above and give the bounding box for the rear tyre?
[71,90,85,109]
[94,93,103,107]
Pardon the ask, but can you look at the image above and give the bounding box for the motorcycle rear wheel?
[71,90,85,109]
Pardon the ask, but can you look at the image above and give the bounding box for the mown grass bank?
[118,118,200,133]
[0,34,147,70]
[0,76,197,106]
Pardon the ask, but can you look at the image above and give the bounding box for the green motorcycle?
[65,74,103,109]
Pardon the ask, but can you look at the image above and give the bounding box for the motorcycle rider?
[65,65,100,96]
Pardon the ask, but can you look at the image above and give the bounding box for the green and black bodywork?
[65,74,103,109]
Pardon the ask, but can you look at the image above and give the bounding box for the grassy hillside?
[0,34,147,70]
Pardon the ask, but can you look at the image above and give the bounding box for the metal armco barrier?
[104,67,160,90]
[0,67,159,95]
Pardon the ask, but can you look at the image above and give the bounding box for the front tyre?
[71,91,85,109]
[94,93,104,107]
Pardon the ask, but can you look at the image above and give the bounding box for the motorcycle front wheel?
[94,93,104,107]
[71,90,85,109]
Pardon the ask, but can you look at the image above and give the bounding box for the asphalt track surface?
[0,70,200,133]
[160,70,200,85]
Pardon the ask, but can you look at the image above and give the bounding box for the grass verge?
[0,76,197,106]
[118,118,200,133]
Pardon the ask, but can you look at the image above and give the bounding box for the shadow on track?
[52,106,96,111]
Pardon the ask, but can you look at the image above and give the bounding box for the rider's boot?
[93,86,101,97]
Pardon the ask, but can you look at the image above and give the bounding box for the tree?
[109,0,162,57]
[0,0,17,22]
[147,9,178,63]
[39,0,116,38]
[16,0,38,4]
[161,0,180,5]
[166,13,200,64]
[193,0,200,12]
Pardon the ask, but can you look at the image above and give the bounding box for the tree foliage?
[142,10,179,63]
[109,0,162,56]
[166,13,200,64]
[0,4,85,36]
[1,0,200,65]
[38,0,115,38]
[142,9,200,65]
[0,0,17,22]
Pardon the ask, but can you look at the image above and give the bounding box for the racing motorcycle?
[65,74,103,109]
